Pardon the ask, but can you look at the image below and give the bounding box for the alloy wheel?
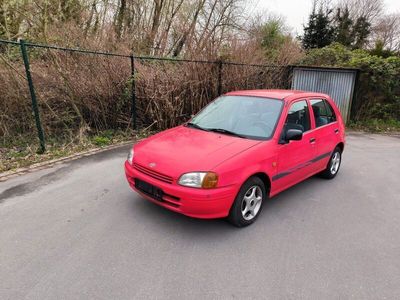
[330,151,341,175]
[241,185,263,221]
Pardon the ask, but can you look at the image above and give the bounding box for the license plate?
[134,179,163,201]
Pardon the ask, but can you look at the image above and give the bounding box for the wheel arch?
[249,172,271,197]
[336,142,344,153]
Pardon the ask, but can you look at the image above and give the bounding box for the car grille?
[133,162,174,184]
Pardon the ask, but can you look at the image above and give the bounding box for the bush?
[300,43,400,122]
[92,136,111,146]
[0,49,290,143]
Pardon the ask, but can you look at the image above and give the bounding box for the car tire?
[228,176,267,227]
[319,146,342,179]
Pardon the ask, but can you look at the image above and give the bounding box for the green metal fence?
[0,39,289,153]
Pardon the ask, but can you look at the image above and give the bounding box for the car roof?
[225,89,329,102]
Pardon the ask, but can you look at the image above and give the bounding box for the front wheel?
[228,176,267,227]
[319,147,342,179]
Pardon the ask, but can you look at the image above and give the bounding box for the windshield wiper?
[186,122,209,131]
[186,123,246,138]
[207,128,246,138]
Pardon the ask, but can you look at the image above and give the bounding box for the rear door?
[309,98,340,171]
[274,99,318,193]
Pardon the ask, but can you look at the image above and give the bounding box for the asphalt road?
[1,133,400,299]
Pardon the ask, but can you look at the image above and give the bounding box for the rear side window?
[284,100,310,132]
[310,99,337,127]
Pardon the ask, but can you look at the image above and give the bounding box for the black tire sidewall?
[228,176,267,227]
[323,147,342,179]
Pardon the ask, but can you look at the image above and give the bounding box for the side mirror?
[286,129,303,142]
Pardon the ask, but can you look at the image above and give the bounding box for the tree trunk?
[145,0,165,54]
[173,0,206,57]
[115,0,126,39]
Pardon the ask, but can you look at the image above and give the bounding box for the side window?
[323,100,337,123]
[284,100,310,132]
[310,99,337,127]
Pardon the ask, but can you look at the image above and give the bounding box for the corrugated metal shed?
[291,66,358,123]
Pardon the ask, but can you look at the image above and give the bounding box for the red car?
[125,90,345,227]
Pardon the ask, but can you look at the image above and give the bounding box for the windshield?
[188,95,283,140]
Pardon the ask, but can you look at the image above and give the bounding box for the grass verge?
[0,129,152,173]
[347,118,400,133]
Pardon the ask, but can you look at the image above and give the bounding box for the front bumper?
[124,161,237,219]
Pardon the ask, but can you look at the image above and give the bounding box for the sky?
[251,0,400,35]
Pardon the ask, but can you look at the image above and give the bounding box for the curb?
[0,141,134,183]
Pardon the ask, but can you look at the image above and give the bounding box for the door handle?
[309,138,316,143]
[334,129,339,134]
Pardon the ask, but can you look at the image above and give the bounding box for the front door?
[273,99,317,193]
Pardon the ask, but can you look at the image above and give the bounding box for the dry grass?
[0,46,290,148]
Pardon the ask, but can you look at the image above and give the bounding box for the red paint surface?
[125,90,345,218]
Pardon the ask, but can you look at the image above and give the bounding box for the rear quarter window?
[310,99,337,127]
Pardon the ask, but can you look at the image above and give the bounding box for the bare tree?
[336,0,383,24]
[144,0,165,54]
[171,0,206,57]
[372,13,400,51]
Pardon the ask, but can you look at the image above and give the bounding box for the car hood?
[133,125,261,179]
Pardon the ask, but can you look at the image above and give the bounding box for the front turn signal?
[201,172,218,189]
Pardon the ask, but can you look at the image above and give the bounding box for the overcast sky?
[250,0,400,35]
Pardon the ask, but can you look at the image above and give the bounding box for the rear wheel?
[228,176,266,227]
[319,146,342,179]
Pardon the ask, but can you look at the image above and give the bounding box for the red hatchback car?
[125,90,345,226]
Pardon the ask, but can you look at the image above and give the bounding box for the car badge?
[149,162,156,168]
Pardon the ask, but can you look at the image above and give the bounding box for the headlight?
[127,148,134,165]
[178,172,218,189]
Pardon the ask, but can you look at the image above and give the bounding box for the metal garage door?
[291,66,358,123]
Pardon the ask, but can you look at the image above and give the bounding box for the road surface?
[1,133,400,299]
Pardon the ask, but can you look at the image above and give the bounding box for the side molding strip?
[272,151,331,181]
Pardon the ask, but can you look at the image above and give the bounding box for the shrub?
[0,48,290,145]
[300,43,400,122]
[92,136,111,147]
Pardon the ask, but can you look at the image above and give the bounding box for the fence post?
[285,65,294,89]
[130,55,137,130]
[217,59,223,95]
[19,39,46,153]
